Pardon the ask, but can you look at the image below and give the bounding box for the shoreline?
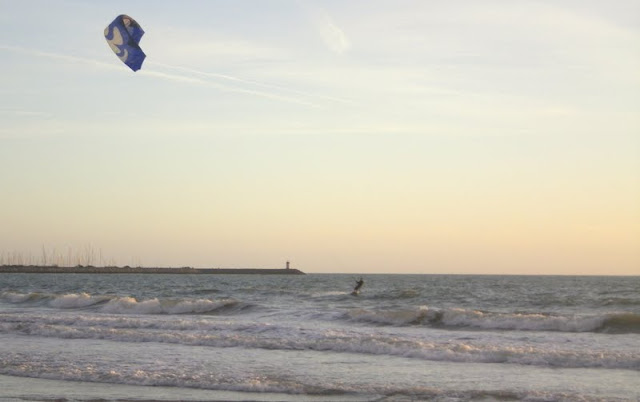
[0,374,360,402]
[0,265,305,275]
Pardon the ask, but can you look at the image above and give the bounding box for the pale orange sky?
[1,1,639,274]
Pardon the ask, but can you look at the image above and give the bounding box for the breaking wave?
[345,306,640,334]
[2,290,638,334]
[1,311,638,371]
[0,352,628,402]
[0,291,247,315]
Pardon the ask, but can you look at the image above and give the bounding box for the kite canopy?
[104,14,146,71]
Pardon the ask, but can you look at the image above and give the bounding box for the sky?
[1,0,639,274]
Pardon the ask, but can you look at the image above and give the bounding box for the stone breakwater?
[0,265,305,275]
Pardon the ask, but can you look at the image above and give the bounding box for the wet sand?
[0,374,364,402]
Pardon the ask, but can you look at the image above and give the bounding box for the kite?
[104,14,146,71]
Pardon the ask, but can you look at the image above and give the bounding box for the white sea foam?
[0,337,637,402]
[0,290,51,304]
[310,291,350,298]
[1,312,637,370]
[101,296,241,315]
[0,291,32,303]
[48,292,110,309]
[1,291,243,316]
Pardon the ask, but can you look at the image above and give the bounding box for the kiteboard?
[351,290,360,296]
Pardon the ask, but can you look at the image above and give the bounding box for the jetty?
[0,265,305,275]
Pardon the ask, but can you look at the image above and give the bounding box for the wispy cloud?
[317,14,350,54]
[302,3,351,54]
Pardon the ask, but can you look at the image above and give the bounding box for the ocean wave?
[3,290,638,335]
[100,296,243,315]
[345,306,640,334]
[601,313,640,334]
[49,292,111,309]
[309,290,350,298]
[0,312,277,335]
[0,354,627,402]
[0,290,53,305]
[0,291,247,315]
[603,297,640,307]
[1,312,638,370]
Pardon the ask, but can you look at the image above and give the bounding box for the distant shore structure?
[0,265,305,275]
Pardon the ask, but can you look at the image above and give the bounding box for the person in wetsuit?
[353,277,364,293]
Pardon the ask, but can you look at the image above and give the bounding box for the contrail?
[0,45,339,107]
[148,61,355,105]
[0,44,121,71]
[139,68,319,107]
[0,109,53,118]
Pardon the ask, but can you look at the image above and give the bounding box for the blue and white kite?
[104,14,146,71]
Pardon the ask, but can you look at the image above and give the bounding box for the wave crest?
[2,312,638,370]
[1,291,245,315]
[101,296,241,315]
[347,306,640,334]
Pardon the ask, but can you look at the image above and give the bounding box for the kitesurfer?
[353,277,364,293]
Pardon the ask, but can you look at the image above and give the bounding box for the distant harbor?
[0,265,305,275]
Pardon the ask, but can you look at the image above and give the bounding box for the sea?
[0,273,638,401]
